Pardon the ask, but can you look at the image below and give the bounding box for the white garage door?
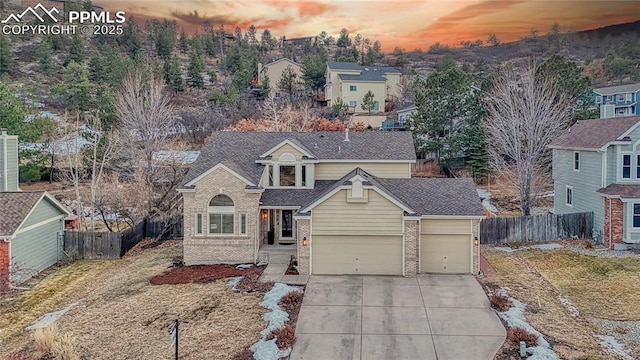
[420,219,471,274]
[312,235,403,275]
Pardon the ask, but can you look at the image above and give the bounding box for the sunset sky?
[95,0,640,51]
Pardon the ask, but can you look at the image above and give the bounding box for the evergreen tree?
[302,51,327,93]
[51,61,95,110]
[36,40,54,74]
[361,90,376,113]
[179,29,189,53]
[64,34,85,66]
[155,21,176,59]
[257,73,270,100]
[164,56,184,92]
[187,50,205,88]
[277,65,301,99]
[0,35,13,75]
[120,16,142,56]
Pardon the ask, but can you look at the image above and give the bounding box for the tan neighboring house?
[324,61,401,113]
[178,131,484,276]
[257,58,303,98]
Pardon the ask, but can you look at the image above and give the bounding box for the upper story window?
[209,194,234,234]
[573,151,580,171]
[264,152,311,188]
[280,166,296,186]
[622,154,632,179]
[596,96,602,104]
[618,94,625,102]
[350,85,357,91]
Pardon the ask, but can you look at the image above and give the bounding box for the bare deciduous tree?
[115,71,175,185]
[485,61,571,216]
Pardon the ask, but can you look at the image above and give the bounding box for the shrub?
[234,271,274,293]
[507,327,538,348]
[54,333,80,360]
[279,291,304,313]
[34,324,57,356]
[231,347,254,360]
[490,294,512,312]
[268,324,296,350]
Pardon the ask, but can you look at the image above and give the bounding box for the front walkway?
[290,274,505,360]
[258,244,309,285]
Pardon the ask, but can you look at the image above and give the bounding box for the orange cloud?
[295,1,337,17]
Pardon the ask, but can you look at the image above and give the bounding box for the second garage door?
[420,219,471,274]
[312,235,403,275]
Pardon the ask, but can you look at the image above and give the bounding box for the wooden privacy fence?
[63,217,184,260]
[480,212,593,244]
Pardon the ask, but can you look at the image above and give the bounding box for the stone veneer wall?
[603,198,624,249]
[296,219,311,275]
[182,168,262,265]
[472,219,480,275]
[403,220,419,276]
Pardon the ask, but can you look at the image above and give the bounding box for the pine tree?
[164,56,184,92]
[179,29,189,53]
[361,90,376,113]
[64,34,85,66]
[0,35,13,75]
[187,50,205,88]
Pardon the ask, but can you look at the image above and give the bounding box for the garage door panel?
[312,235,402,275]
[420,219,472,274]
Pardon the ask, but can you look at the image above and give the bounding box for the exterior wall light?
[302,237,308,246]
[474,237,479,246]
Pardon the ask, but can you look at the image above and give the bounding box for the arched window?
[209,194,234,234]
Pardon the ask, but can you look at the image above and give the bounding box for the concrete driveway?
[290,274,505,360]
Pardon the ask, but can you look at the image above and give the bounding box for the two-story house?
[549,115,640,249]
[178,131,485,276]
[324,62,401,113]
[593,83,640,119]
[257,58,303,98]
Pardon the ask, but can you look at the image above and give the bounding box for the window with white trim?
[566,186,573,206]
[240,213,247,235]
[618,94,625,102]
[622,154,632,179]
[195,214,203,235]
[349,100,357,108]
[573,151,580,171]
[208,195,234,234]
[634,204,640,228]
[349,85,357,91]
[595,95,602,104]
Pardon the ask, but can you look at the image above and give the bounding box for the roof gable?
[259,139,316,159]
[593,83,640,96]
[0,191,70,237]
[263,58,300,69]
[548,116,640,150]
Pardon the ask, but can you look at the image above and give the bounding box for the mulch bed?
[123,238,182,258]
[150,264,265,285]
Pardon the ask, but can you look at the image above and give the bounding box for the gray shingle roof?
[183,132,416,186]
[327,61,400,74]
[261,181,336,207]
[0,191,45,236]
[593,83,640,96]
[597,184,640,198]
[338,72,386,82]
[376,177,485,216]
[548,116,640,150]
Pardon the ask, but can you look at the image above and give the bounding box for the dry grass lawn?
[518,250,640,321]
[0,244,267,360]
[481,249,609,359]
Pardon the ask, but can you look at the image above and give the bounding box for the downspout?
[609,198,612,249]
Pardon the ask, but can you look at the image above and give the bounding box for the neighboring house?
[257,58,303,98]
[548,115,640,249]
[396,102,417,124]
[324,62,401,113]
[593,83,640,119]
[178,131,485,276]
[0,130,70,288]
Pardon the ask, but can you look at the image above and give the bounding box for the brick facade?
[296,219,311,275]
[472,219,480,275]
[403,220,419,276]
[0,241,9,290]
[182,168,262,265]
[603,197,624,249]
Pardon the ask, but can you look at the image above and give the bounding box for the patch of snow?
[26,303,77,330]
[236,264,254,270]
[527,243,562,251]
[595,335,634,360]
[495,246,515,252]
[477,188,498,214]
[250,283,303,360]
[226,276,242,291]
[250,337,291,360]
[558,296,579,317]
[496,290,559,360]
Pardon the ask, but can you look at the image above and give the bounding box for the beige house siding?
[182,167,261,265]
[339,81,386,113]
[326,69,360,105]
[315,162,411,180]
[351,115,387,129]
[269,143,306,161]
[312,189,404,235]
[259,59,302,96]
[384,73,401,100]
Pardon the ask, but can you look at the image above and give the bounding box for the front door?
[281,210,293,239]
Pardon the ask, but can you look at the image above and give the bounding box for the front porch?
[258,208,297,246]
